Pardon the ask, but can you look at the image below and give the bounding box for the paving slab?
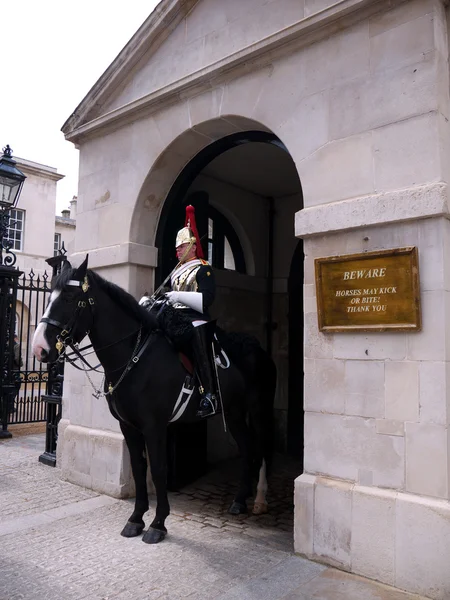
[0,434,430,600]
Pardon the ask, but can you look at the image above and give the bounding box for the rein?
[41,275,154,398]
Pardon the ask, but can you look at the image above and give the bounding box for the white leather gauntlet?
[139,295,152,308]
[165,291,203,313]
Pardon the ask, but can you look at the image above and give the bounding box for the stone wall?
[61,0,450,596]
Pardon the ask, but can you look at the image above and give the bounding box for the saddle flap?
[179,352,194,375]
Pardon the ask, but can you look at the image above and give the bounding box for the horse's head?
[32,256,94,363]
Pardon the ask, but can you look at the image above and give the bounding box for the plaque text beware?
[315,247,421,332]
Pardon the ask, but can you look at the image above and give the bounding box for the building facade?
[60,1,450,597]
[9,158,72,361]
[11,157,65,273]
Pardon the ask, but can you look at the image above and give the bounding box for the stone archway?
[129,117,275,253]
[130,118,304,502]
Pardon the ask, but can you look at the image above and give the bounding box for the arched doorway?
[153,130,304,489]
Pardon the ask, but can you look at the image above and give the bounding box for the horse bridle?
[40,275,155,399]
[40,276,99,371]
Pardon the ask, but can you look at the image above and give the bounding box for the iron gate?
[8,269,52,424]
[1,252,66,442]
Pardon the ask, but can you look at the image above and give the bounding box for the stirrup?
[196,395,217,418]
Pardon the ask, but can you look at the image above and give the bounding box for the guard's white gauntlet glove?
[165,291,203,313]
[139,295,152,308]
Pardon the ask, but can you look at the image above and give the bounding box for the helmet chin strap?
[178,239,196,263]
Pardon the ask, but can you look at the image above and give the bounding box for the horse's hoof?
[228,501,248,515]
[142,527,166,544]
[120,521,145,537]
[252,502,268,515]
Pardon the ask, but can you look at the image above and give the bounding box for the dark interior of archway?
[156,133,304,534]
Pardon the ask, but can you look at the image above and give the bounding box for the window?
[54,233,62,256]
[207,207,245,273]
[6,209,24,251]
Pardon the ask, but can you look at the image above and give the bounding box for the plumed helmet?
[175,205,204,258]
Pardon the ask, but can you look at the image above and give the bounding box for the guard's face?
[176,242,197,263]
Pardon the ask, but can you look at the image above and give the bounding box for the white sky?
[0,1,160,213]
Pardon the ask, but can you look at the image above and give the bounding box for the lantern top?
[0,145,26,209]
[0,145,26,180]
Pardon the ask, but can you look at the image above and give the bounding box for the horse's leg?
[120,423,148,538]
[253,459,268,515]
[142,426,169,544]
[227,414,254,515]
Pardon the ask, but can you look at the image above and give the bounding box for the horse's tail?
[250,346,276,476]
[215,328,276,476]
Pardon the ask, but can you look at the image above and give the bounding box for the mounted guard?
[141,205,219,418]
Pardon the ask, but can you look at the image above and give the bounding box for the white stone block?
[73,209,100,253]
[370,14,435,73]
[305,0,336,17]
[395,492,450,598]
[153,101,190,150]
[129,115,164,173]
[330,55,439,141]
[221,66,272,118]
[185,0,228,44]
[294,473,315,556]
[334,332,407,361]
[273,89,329,163]
[373,113,441,193]
[304,358,345,414]
[205,0,305,67]
[444,222,450,292]
[302,23,369,98]
[90,429,133,497]
[376,419,405,437]
[385,361,419,422]
[188,87,224,129]
[59,424,133,498]
[304,283,316,313]
[419,362,448,425]
[304,413,404,488]
[67,381,92,428]
[344,360,384,419]
[369,0,435,39]
[313,477,352,569]
[97,204,135,247]
[91,393,121,433]
[405,422,449,499]
[304,313,333,359]
[352,485,397,585]
[295,184,449,239]
[407,291,445,361]
[299,132,374,207]
[418,218,444,292]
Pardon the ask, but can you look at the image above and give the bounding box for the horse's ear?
[62,260,72,271]
[74,254,89,279]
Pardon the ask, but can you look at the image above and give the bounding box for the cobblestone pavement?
[173,454,299,552]
[0,434,429,600]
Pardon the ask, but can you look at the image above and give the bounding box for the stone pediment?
[62,0,407,142]
[62,0,199,138]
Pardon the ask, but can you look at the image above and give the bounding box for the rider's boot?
[192,321,219,418]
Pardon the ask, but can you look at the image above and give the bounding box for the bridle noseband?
[41,276,96,367]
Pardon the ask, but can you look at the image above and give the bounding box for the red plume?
[185,205,204,258]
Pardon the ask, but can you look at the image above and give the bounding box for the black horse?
[32,257,276,543]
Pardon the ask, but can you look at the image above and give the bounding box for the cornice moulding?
[295,183,450,238]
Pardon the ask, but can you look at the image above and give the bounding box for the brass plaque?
[315,247,421,332]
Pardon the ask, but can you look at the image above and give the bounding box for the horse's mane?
[55,267,158,330]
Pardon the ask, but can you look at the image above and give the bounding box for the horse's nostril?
[41,348,48,361]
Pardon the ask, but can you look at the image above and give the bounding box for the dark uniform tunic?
[158,258,216,347]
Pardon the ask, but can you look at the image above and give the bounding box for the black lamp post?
[0,145,26,438]
[0,145,26,267]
